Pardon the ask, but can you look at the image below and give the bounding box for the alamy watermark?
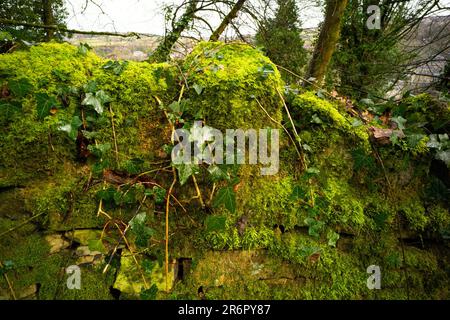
[366,5,381,30]
[366,265,381,290]
[171,121,280,175]
[66,265,81,290]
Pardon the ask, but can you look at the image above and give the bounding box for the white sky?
[64,0,324,36]
[64,0,450,36]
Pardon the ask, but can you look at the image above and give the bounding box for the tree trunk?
[149,0,198,63]
[209,0,247,41]
[304,0,348,87]
[42,0,54,41]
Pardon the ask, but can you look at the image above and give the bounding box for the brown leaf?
[308,252,321,263]
[369,126,405,145]
[103,169,133,185]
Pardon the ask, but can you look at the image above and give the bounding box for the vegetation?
[0,0,449,301]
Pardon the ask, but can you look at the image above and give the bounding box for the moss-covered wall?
[0,42,449,300]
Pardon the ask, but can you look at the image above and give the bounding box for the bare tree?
[210,0,247,41]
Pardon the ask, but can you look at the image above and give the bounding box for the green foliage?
[329,0,418,98]
[255,0,308,83]
[140,284,158,300]
[205,215,227,232]
[35,92,59,119]
[129,212,155,247]
[102,60,129,75]
[82,90,111,114]
[145,186,166,204]
[213,186,236,213]
[0,0,68,47]
[58,115,82,140]
[8,78,33,97]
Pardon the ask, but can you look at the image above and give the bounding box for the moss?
[182,41,284,130]
[0,232,63,299]
[398,199,428,231]
[0,42,101,187]
[57,264,115,300]
[172,250,306,300]
[291,92,370,149]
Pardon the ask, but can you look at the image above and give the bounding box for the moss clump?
[182,42,284,130]
[0,43,101,187]
[291,92,370,148]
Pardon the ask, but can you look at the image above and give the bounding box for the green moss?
[182,41,284,130]
[0,43,101,187]
[291,92,370,149]
[57,264,115,300]
[398,199,428,231]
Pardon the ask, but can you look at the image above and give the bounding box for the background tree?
[210,0,247,41]
[0,0,67,44]
[255,0,308,83]
[304,0,348,87]
[329,0,446,99]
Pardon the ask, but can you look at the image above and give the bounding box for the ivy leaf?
[96,187,119,203]
[8,78,32,97]
[123,158,144,174]
[436,150,450,165]
[103,60,128,75]
[326,230,340,247]
[193,83,204,95]
[258,64,275,79]
[82,90,111,114]
[87,143,111,158]
[306,167,320,175]
[304,218,324,239]
[391,116,407,130]
[290,185,305,201]
[140,284,158,300]
[36,93,59,120]
[83,80,98,93]
[311,114,323,124]
[52,69,69,82]
[0,260,14,276]
[152,186,166,204]
[406,134,425,148]
[129,212,155,247]
[58,116,82,141]
[87,239,106,253]
[205,215,227,232]
[359,98,374,106]
[352,119,363,127]
[207,165,229,182]
[168,101,181,113]
[78,42,92,55]
[175,163,199,186]
[0,101,21,119]
[213,186,236,213]
[141,259,155,274]
[81,130,100,139]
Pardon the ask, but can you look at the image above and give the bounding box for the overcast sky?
[64,0,324,36]
[64,0,450,36]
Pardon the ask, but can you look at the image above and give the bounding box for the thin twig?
[0,212,45,239]
[254,98,303,164]
[192,175,205,208]
[165,167,177,291]
[109,105,119,165]
[0,261,16,300]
